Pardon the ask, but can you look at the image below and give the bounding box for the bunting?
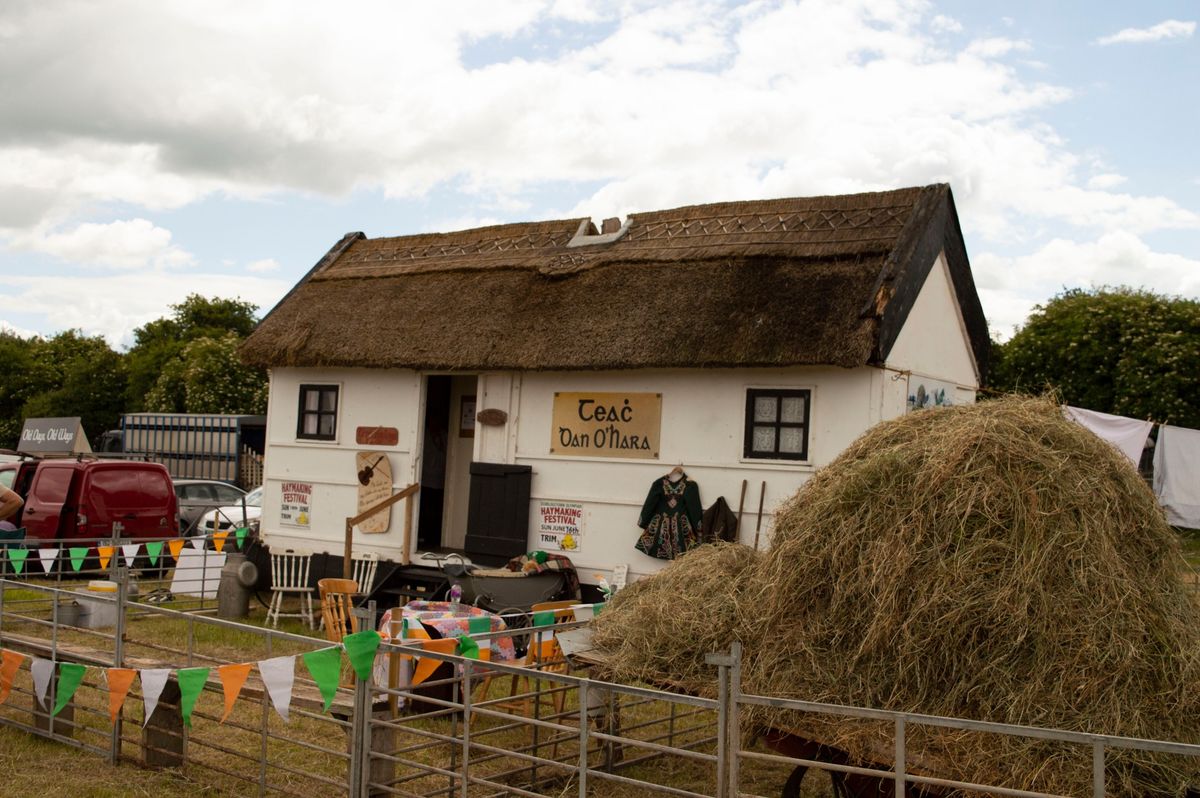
[140,668,171,727]
[235,527,248,550]
[7,548,29,575]
[121,543,141,568]
[190,537,206,551]
[456,634,480,660]
[532,610,555,627]
[342,630,382,682]
[0,650,25,704]
[258,655,296,722]
[31,657,54,708]
[301,647,342,713]
[68,547,88,573]
[217,662,252,723]
[168,538,186,561]
[106,668,136,723]
[144,541,164,567]
[97,546,114,572]
[467,616,491,635]
[37,548,58,575]
[212,531,229,553]
[177,667,209,728]
[53,663,86,716]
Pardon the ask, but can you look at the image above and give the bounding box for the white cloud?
[9,219,194,270]
[1096,19,1195,45]
[0,271,290,349]
[1087,173,1127,190]
[964,37,1031,58]
[930,14,962,34]
[974,232,1200,338]
[246,258,280,273]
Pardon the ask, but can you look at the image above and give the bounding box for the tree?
[125,294,262,411]
[991,288,1200,428]
[19,331,128,444]
[145,333,267,414]
[0,332,38,449]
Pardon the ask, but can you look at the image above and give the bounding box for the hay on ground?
[592,396,1200,796]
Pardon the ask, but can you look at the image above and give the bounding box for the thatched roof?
[242,184,989,378]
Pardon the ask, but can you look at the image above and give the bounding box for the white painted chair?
[351,551,380,597]
[319,551,381,631]
[266,548,314,629]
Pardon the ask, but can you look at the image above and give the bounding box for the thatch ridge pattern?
[242,184,987,373]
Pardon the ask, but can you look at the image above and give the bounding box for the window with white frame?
[744,388,810,460]
[297,384,339,441]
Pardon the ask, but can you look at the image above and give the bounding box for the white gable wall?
[883,250,980,413]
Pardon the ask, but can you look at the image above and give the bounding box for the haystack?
[592,396,1200,796]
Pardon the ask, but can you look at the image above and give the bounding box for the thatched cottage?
[241,183,988,585]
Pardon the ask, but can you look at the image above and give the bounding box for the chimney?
[601,217,622,235]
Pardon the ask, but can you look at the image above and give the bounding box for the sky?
[0,0,1197,348]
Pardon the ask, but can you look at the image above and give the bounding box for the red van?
[13,459,178,542]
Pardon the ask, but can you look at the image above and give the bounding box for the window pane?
[753,396,777,422]
[781,396,806,423]
[318,414,336,437]
[319,389,337,412]
[304,390,319,411]
[303,414,318,435]
[752,426,776,452]
[780,427,804,454]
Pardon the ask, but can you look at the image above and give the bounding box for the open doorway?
[417,375,477,551]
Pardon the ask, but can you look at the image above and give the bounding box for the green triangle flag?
[53,663,87,716]
[69,547,88,573]
[532,610,555,627]
[144,541,164,567]
[593,603,605,617]
[341,630,381,682]
[467,616,491,635]
[7,548,29,575]
[177,667,210,728]
[457,634,480,660]
[236,527,248,550]
[301,647,342,712]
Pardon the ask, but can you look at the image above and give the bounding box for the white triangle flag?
[571,605,594,623]
[121,543,141,568]
[140,668,171,727]
[37,548,59,575]
[31,658,54,708]
[258,655,296,722]
[191,537,206,551]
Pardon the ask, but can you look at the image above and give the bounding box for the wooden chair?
[318,578,359,642]
[351,552,381,597]
[472,600,576,757]
[266,549,314,628]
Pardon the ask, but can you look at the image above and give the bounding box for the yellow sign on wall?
[550,392,661,459]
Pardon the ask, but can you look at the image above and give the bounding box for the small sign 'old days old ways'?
[550,392,661,459]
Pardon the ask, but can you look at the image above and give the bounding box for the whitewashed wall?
[505,366,877,582]
[884,251,981,406]
[261,367,421,557]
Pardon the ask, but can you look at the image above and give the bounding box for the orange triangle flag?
[168,538,186,561]
[0,650,25,704]
[97,546,114,571]
[106,668,136,723]
[218,662,253,723]
[411,639,457,687]
[212,530,229,553]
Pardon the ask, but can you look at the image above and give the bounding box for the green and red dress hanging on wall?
[635,470,703,560]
